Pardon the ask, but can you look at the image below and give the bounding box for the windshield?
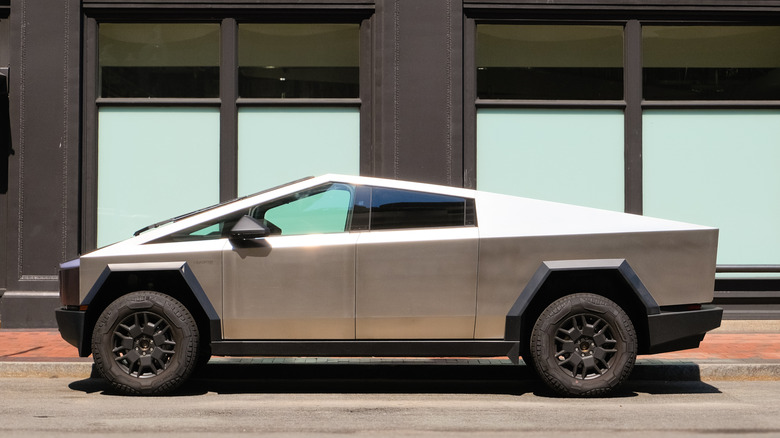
[133,176,315,236]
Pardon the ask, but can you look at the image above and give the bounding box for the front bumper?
[645,305,723,354]
[55,307,90,357]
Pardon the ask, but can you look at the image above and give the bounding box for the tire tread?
[91,291,200,396]
[530,293,636,397]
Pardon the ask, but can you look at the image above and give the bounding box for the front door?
[222,183,358,340]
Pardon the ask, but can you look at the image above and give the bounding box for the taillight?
[59,258,80,307]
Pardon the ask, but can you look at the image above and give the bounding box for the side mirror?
[229,215,270,240]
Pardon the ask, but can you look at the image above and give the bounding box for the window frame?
[81,7,374,252]
[352,186,476,232]
[465,14,780,215]
[465,17,636,211]
[465,9,780,271]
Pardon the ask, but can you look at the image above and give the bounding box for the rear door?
[355,187,479,339]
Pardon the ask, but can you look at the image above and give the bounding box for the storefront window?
[239,23,359,99]
[477,109,624,212]
[97,108,220,247]
[475,24,624,210]
[643,26,780,100]
[99,23,220,98]
[236,23,361,194]
[237,107,359,195]
[97,23,221,246]
[644,110,780,265]
[94,20,362,247]
[476,25,623,100]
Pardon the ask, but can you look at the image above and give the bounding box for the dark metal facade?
[1,0,80,327]
[2,0,780,327]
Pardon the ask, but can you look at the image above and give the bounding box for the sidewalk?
[1,322,779,380]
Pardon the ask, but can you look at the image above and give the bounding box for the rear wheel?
[92,291,200,395]
[530,293,637,397]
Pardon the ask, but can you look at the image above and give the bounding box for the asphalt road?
[2,372,780,438]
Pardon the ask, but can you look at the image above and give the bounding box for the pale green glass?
[97,107,220,247]
[477,109,624,211]
[237,107,360,195]
[644,110,780,265]
[265,186,352,235]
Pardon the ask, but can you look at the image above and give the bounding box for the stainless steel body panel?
[222,233,358,340]
[474,229,718,338]
[71,174,719,348]
[79,240,226,318]
[355,228,479,339]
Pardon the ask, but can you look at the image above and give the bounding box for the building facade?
[1,0,779,327]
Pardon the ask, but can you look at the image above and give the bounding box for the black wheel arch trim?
[504,259,661,359]
[78,261,222,355]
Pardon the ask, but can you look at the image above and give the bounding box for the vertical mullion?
[83,17,99,252]
[220,18,238,202]
[359,15,372,177]
[624,19,643,215]
[463,17,476,190]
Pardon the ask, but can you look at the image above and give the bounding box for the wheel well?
[82,270,212,353]
[518,269,651,357]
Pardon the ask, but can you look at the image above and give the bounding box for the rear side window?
[367,187,475,230]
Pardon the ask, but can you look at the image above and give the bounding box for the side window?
[369,187,475,230]
[251,183,354,236]
[150,183,354,243]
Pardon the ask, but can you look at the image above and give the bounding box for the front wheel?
[92,291,200,395]
[530,293,637,397]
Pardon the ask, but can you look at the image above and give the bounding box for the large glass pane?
[477,109,624,211]
[644,110,780,265]
[97,107,220,247]
[370,188,468,230]
[237,107,359,195]
[99,23,220,98]
[257,184,353,235]
[644,26,780,100]
[239,24,359,98]
[477,25,623,100]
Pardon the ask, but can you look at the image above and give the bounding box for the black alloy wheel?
[530,293,637,397]
[92,291,200,395]
[111,310,176,377]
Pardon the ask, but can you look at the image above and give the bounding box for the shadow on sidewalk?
[66,362,722,398]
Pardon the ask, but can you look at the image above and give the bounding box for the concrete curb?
[1,359,779,381]
[0,362,95,378]
[698,363,780,381]
[631,361,780,381]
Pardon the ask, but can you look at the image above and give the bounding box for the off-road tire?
[530,293,637,397]
[92,291,200,395]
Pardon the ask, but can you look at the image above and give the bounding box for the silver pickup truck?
[55,174,722,396]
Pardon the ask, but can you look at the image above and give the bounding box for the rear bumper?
[55,307,90,357]
[645,305,723,354]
